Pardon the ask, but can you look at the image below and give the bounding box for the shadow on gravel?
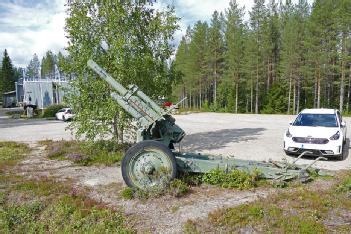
[179,128,266,151]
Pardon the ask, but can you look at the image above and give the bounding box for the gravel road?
[1,108,350,170]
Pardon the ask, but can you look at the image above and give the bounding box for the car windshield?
[293,113,338,127]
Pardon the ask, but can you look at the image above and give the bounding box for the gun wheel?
[121,140,177,190]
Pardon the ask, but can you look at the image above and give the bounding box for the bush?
[201,168,260,190]
[41,104,66,118]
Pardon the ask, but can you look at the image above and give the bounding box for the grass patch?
[185,172,351,233]
[5,110,23,118]
[0,175,133,233]
[0,143,133,233]
[336,173,351,193]
[0,141,30,169]
[39,140,129,166]
[120,178,190,200]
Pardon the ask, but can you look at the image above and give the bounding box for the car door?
[56,109,64,120]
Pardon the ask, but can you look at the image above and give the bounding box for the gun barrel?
[87,60,128,96]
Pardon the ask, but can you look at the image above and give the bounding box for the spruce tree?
[41,51,56,79]
[0,49,15,93]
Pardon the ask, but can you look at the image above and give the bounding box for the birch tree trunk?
[317,67,321,108]
[199,80,202,109]
[250,75,253,113]
[267,58,270,92]
[347,65,351,113]
[339,33,346,112]
[293,78,296,115]
[287,71,292,114]
[255,62,259,114]
[297,77,300,114]
[313,71,318,108]
[213,54,217,105]
[235,82,238,113]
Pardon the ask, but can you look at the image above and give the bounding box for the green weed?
[120,187,134,200]
[40,140,128,166]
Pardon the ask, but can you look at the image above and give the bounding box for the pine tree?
[0,49,15,93]
[224,0,245,113]
[249,0,267,113]
[208,11,225,107]
[305,0,338,109]
[336,0,351,112]
[279,1,300,114]
[188,21,209,109]
[26,54,40,79]
[262,0,280,92]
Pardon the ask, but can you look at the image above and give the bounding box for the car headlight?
[329,131,340,140]
[286,129,292,138]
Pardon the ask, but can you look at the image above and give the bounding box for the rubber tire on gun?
[121,140,177,190]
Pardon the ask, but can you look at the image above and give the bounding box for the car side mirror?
[341,121,346,127]
[289,121,293,125]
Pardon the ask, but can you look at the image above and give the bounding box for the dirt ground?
[14,143,341,233]
[16,143,271,233]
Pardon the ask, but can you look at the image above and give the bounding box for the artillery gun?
[87,59,327,190]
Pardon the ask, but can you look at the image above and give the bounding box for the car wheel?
[336,153,344,161]
[62,115,66,122]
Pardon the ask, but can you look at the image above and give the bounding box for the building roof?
[301,108,336,114]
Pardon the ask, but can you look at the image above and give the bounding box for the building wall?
[2,93,16,108]
[24,82,53,108]
[15,82,24,103]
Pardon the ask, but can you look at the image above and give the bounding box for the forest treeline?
[172,0,351,114]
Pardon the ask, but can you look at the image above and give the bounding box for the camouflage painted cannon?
[87,60,327,190]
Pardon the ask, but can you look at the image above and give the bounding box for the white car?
[55,108,74,121]
[284,109,347,160]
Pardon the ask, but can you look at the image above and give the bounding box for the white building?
[22,65,70,109]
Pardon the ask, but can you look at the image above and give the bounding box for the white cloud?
[0,0,314,67]
[0,0,67,67]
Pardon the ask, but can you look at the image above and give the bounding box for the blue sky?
[0,0,310,67]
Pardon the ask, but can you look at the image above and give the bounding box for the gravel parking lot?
[1,108,350,170]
